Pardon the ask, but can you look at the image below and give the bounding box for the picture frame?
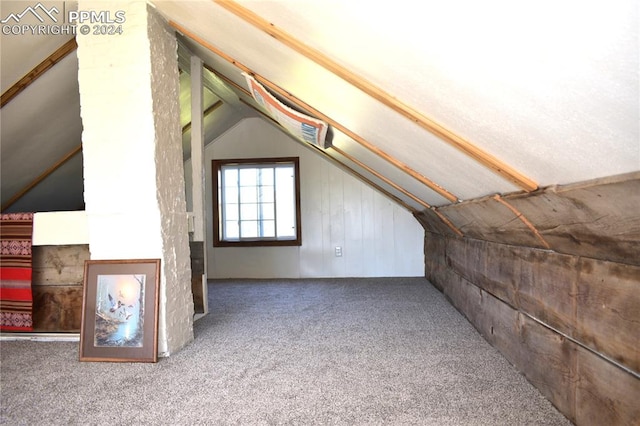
[79,259,161,363]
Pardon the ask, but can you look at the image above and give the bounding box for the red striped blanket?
[0,212,34,331]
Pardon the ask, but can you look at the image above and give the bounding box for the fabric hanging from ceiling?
[0,212,34,332]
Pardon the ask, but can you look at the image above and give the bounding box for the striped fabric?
[0,212,34,331]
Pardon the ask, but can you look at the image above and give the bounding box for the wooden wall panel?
[511,175,640,266]
[575,345,640,426]
[209,118,425,278]
[31,245,89,332]
[440,235,639,376]
[446,237,519,308]
[440,269,482,328]
[32,286,83,332]
[190,241,205,314]
[32,244,89,285]
[426,231,640,424]
[482,243,520,308]
[517,250,578,336]
[517,314,576,423]
[576,259,640,372]
[343,174,365,277]
[431,172,640,266]
[474,288,521,368]
[424,232,446,291]
[438,196,544,248]
[414,209,459,237]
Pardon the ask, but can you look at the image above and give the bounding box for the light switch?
[335,246,342,257]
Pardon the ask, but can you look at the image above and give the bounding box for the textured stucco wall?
[77,0,193,356]
[147,4,194,356]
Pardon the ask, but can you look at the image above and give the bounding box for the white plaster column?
[76,1,194,356]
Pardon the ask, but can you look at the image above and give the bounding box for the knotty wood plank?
[480,242,520,308]
[32,245,90,286]
[517,249,578,337]
[432,173,640,266]
[440,269,483,330]
[446,237,518,308]
[474,288,521,367]
[506,172,640,266]
[440,236,639,375]
[429,233,639,424]
[575,345,640,426]
[32,286,83,332]
[190,242,205,314]
[424,232,447,291]
[438,198,544,248]
[576,258,640,373]
[518,314,577,423]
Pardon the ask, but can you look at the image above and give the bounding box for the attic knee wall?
[424,232,639,425]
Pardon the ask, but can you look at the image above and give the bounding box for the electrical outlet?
[335,246,342,257]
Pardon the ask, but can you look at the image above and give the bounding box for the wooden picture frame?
[79,259,160,363]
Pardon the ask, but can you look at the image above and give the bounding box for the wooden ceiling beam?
[216,77,428,212]
[212,0,538,193]
[331,146,431,210]
[1,38,77,108]
[169,21,459,203]
[182,100,224,134]
[1,144,82,212]
[492,194,551,249]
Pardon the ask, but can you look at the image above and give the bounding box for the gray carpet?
[1,277,571,425]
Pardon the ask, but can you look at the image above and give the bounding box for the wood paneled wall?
[424,233,639,425]
[201,118,425,278]
[31,245,90,332]
[30,243,206,331]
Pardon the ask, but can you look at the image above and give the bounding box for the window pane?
[225,203,238,220]
[240,186,257,203]
[225,221,239,239]
[224,186,238,203]
[239,168,257,186]
[275,166,296,238]
[223,168,238,185]
[259,185,274,202]
[261,220,275,237]
[240,221,258,238]
[215,159,300,246]
[240,203,258,220]
[259,168,274,186]
[260,202,275,220]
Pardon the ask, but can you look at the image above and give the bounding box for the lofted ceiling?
[1,0,638,216]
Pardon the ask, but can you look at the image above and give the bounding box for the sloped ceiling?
[1,0,638,215]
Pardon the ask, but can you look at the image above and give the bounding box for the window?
[212,157,302,246]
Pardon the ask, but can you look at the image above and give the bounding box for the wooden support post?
[189,55,208,317]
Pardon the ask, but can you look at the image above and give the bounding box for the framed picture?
[80,259,161,363]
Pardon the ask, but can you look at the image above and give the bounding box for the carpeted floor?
[1,277,571,425]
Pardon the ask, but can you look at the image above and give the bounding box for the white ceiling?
[1,0,638,213]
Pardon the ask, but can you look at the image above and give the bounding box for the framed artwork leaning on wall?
[79,259,160,363]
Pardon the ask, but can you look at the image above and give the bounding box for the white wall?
[186,117,424,278]
[77,1,193,355]
[32,211,89,246]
